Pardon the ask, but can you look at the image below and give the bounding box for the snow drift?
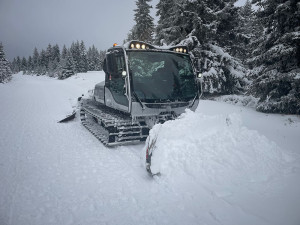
[145,110,291,185]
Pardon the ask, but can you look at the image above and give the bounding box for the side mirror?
[122,71,127,78]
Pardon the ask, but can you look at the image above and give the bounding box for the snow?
[215,94,259,108]
[1,72,300,225]
[148,111,288,178]
[203,67,217,77]
[210,44,232,62]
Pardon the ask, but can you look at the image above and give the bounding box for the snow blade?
[58,111,76,123]
[145,133,161,177]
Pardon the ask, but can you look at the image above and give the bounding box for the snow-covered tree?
[192,40,248,94]
[12,42,104,79]
[0,43,12,83]
[70,41,80,73]
[21,57,27,73]
[38,50,47,75]
[231,0,257,63]
[49,44,60,77]
[155,0,186,45]
[52,44,60,63]
[154,0,248,94]
[87,45,101,71]
[32,47,40,74]
[16,56,21,73]
[128,0,154,43]
[249,0,300,114]
[59,49,75,79]
[79,41,88,73]
[45,44,52,69]
[11,58,18,73]
[99,50,106,70]
[61,45,68,60]
[27,56,33,74]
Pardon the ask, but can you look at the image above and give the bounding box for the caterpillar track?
[80,99,149,147]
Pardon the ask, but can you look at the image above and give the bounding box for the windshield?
[128,51,197,103]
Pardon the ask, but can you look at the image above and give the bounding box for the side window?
[103,58,107,73]
[105,52,128,106]
[115,54,125,75]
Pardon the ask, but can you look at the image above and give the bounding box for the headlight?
[128,41,154,50]
[169,46,188,54]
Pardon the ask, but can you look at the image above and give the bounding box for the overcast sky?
[0,0,246,61]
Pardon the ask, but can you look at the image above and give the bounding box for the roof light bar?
[169,46,188,54]
[129,41,154,50]
[127,41,188,54]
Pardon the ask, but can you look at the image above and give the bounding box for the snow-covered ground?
[0,72,299,225]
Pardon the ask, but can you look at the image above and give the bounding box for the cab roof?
[110,40,189,54]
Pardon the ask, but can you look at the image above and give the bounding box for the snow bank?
[63,71,104,93]
[215,94,259,108]
[146,110,291,187]
[59,71,105,113]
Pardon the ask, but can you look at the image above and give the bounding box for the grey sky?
[0,0,246,61]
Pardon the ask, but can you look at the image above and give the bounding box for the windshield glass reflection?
[128,51,197,103]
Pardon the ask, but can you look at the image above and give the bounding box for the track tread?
[80,99,149,147]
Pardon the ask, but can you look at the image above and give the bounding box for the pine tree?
[70,41,80,73]
[59,49,75,79]
[61,45,68,60]
[99,50,106,70]
[155,0,248,94]
[38,50,47,75]
[52,44,60,63]
[16,56,21,73]
[155,0,191,45]
[0,43,13,83]
[87,45,101,71]
[128,0,154,43]
[48,60,59,77]
[45,44,52,70]
[87,46,95,71]
[232,0,256,63]
[21,57,27,73]
[27,56,33,74]
[155,0,174,45]
[32,47,40,74]
[249,0,300,114]
[11,58,18,73]
[79,41,88,72]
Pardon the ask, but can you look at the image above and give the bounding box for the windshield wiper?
[132,91,145,110]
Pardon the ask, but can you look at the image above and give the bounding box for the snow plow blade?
[58,111,76,123]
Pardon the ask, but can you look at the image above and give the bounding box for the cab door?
[104,50,129,112]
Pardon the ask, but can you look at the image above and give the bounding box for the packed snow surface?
[1,72,300,225]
